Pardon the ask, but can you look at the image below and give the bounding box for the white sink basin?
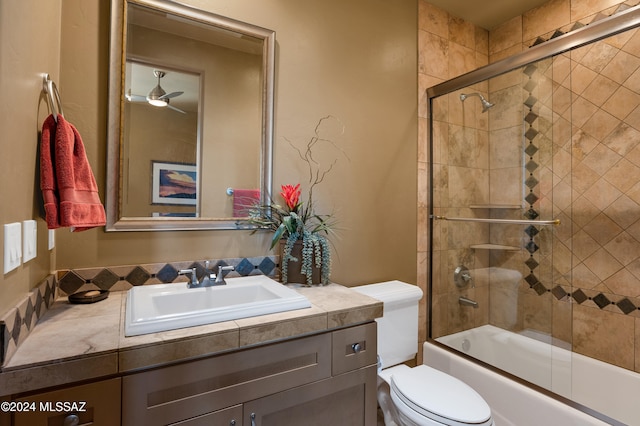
[125,275,311,336]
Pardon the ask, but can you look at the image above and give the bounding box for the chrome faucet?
[178,262,235,288]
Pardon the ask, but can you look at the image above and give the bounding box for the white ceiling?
[426,0,551,30]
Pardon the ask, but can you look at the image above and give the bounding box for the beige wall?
[417,0,490,347]
[0,1,62,312]
[0,0,417,315]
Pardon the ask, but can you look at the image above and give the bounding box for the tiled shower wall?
[419,0,640,372]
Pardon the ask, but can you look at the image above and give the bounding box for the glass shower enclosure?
[427,6,640,424]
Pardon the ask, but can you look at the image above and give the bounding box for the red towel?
[232,189,261,217]
[40,114,106,232]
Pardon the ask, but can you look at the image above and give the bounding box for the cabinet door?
[13,378,121,426]
[244,365,377,426]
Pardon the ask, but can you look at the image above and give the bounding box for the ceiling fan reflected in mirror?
[126,70,186,114]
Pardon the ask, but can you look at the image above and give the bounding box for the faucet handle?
[214,265,235,284]
[179,267,199,287]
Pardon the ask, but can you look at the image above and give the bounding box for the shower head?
[460,92,495,113]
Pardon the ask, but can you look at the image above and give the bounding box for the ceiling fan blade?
[128,94,147,102]
[160,91,184,100]
[126,89,147,102]
[167,104,186,114]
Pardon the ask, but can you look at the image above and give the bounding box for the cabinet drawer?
[123,333,331,426]
[332,322,377,376]
[170,404,242,426]
[13,378,121,426]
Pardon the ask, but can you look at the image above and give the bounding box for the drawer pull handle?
[251,412,257,426]
[63,414,80,426]
[230,421,236,426]
[352,342,362,353]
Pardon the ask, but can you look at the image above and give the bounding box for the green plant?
[250,116,345,285]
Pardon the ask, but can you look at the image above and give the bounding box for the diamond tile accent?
[24,299,34,331]
[552,286,568,300]
[524,64,537,76]
[92,269,120,290]
[524,95,538,108]
[126,266,151,286]
[525,112,538,124]
[34,292,43,318]
[531,37,546,47]
[533,282,547,295]
[616,298,636,314]
[156,264,179,283]
[259,257,276,275]
[525,192,539,205]
[59,271,86,295]
[236,258,255,276]
[525,176,539,189]
[526,160,539,172]
[525,225,540,238]
[11,311,21,343]
[593,293,611,308]
[524,79,538,92]
[572,289,588,304]
[525,273,540,287]
[525,241,539,254]
[525,257,539,270]
[525,127,539,141]
[571,22,585,32]
[525,209,539,220]
[525,144,539,156]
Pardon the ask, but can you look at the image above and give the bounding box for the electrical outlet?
[22,220,37,262]
[4,222,22,273]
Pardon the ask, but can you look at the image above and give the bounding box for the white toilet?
[353,281,494,426]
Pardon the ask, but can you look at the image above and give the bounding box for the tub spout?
[459,296,478,308]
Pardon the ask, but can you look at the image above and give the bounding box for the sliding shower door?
[427,8,640,424]
[429,57,573,394]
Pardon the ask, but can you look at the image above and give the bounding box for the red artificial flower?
[280,184,301,211]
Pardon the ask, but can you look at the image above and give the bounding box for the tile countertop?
[0,283,382,396]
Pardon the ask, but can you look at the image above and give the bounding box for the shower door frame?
[425,4,640,423]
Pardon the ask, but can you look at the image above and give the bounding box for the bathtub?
[426,325,639,426]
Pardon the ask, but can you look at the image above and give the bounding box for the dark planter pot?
[279,239,322,285]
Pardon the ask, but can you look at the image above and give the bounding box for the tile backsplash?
[57,256,278,296]
[1,275,57,366]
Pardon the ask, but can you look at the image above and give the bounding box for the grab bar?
[433,216,560,226]
[43,73,64,123]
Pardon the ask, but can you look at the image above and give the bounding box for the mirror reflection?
[106,0,275,231]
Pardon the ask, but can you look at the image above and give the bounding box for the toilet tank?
[353,281,423,368]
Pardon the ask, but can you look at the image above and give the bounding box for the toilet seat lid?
[390,365,492,426]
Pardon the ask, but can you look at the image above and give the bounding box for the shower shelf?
[470,244,520,251]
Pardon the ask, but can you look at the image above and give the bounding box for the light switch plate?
[4,222,22,274]
[48,229,55,250]
[22,220,37,263]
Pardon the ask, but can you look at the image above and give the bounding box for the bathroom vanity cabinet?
[8,323,377,426]
[123,322,377,425]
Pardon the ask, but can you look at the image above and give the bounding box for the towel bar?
[43,74,64,122]
[433,216,560,226]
